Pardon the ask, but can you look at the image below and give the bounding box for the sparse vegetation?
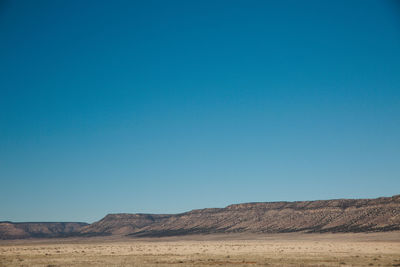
[0,232,399,266]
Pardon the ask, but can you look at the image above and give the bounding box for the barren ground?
[1,232,400,266]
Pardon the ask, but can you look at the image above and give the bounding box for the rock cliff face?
[80,195,400,237]
[2,195,400,239]
[0,222,88,239]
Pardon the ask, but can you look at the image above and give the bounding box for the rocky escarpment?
[81,195,400,237]
[2,195,399,239]
[0,222,88,239]
[78,214,172,236]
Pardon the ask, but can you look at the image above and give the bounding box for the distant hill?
[1,195,400,239]
[80,195,400,237]
[0,222,88,239]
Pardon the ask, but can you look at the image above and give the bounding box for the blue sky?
[1,0,399,223]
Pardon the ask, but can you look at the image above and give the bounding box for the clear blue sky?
[1,0,399,223]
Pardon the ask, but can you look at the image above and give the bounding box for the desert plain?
[1,232,400,267]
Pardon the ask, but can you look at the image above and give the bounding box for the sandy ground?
[1,232,400,266]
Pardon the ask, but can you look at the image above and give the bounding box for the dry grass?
[1,232,400,266]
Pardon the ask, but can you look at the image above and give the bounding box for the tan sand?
[1,232,400,266]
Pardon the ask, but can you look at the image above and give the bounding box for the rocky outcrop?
[2,195,399,239]
[82,195,400,237]
[79,214,171,236]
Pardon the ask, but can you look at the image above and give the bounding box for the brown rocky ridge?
[0,222,88,239]
[1,195,400,239]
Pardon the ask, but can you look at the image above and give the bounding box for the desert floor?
[1,232,400,266]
